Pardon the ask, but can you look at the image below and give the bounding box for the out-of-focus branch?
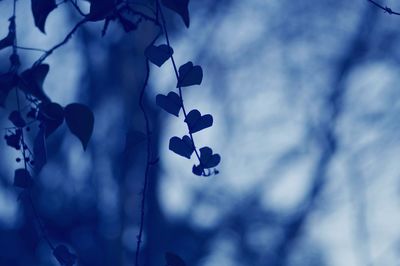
[272,5,379,266]
[366,0,400,15]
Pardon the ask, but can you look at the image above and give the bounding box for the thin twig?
[366,0,400,15]
[16,46,47,53]
[11,0,56,254]
[68,0,86,17]
[135,29,160,264]
[34,18,88,66]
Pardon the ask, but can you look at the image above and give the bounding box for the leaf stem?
[155,0,205,175]
[135,29,161,265]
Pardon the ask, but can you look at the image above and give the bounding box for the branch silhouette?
[366,0,400,15]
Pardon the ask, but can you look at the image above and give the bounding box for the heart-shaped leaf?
[184,109,213,133]
[53,245,77,266]
[169,135,194,159]
[145,44,173,67]
[192,164,203,176]
[8,111,26,127]
[31,0,57,33]
[161,0,190,28]
[33,127,47,173]
[165,252,186,266]
[0,72,17,107]
[199,147,220,168]
[177,61,203,87]
[38,102,64,137]
[156,92,181,117]
[20,64,51,102]
[87,0,115,21]
[64,103,94,151]
[14,168,33,188]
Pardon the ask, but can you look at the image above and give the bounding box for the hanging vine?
[0,0,220,265]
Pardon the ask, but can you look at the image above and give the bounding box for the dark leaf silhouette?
[0,31,14,51]
[0,17,16,50]
[169,135,194,159]
[156,91,181,117]
[199,146,220,168]
[117,15,138,33]
[87,0,115,21]
[20,64,51,102]
[8,110,26,127]
[165,252,186,266]
[38,102,64,137]
[27,107,38,119]
[53,245,77,266]
[9,53,20,68]
[161,0,190,28]
[145,44,174,67]
[64,103,94,150]
[125,130,146,151]
[192,164,203,176]
[33,127,47,173]
[177,61,203,87]
[184,109,213,133]
[14,168,33,188]
[31,0,57,33]
[5,129,22,150]
[0,72,17,107]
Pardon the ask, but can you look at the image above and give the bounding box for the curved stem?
[155,0,205,175]
[34,18,88,66]
[135,59,152,266]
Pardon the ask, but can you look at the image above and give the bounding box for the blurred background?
[1,0,400,265]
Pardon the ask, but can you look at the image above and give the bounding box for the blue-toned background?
[1,0,400,265]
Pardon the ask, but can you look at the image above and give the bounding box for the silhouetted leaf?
[0,17,16,50]
[184,109,213,133]
[145,44,173,67]
[64,103,94,150]
[87,0,115,21]
[156,92,181,117]
[192,164,203,176]
[165,252,186,266]
[177,61,202,87]
[14,168,33,188]
[27,107,38,119]
[125,130,146,151]
[8,110,26,127]
[53,244,77,266]
[117,15,138,32]
[33,127,47,173]
[169,135,193,159]
[38,102,64,137]
[0,72,17,107]
[31,0,57,33]
[9,52,20,68]
[20,64,51,102]
[161,0,190,28]
[0,31,14,51]
[199,147,220,168]
[4,129,21,150]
